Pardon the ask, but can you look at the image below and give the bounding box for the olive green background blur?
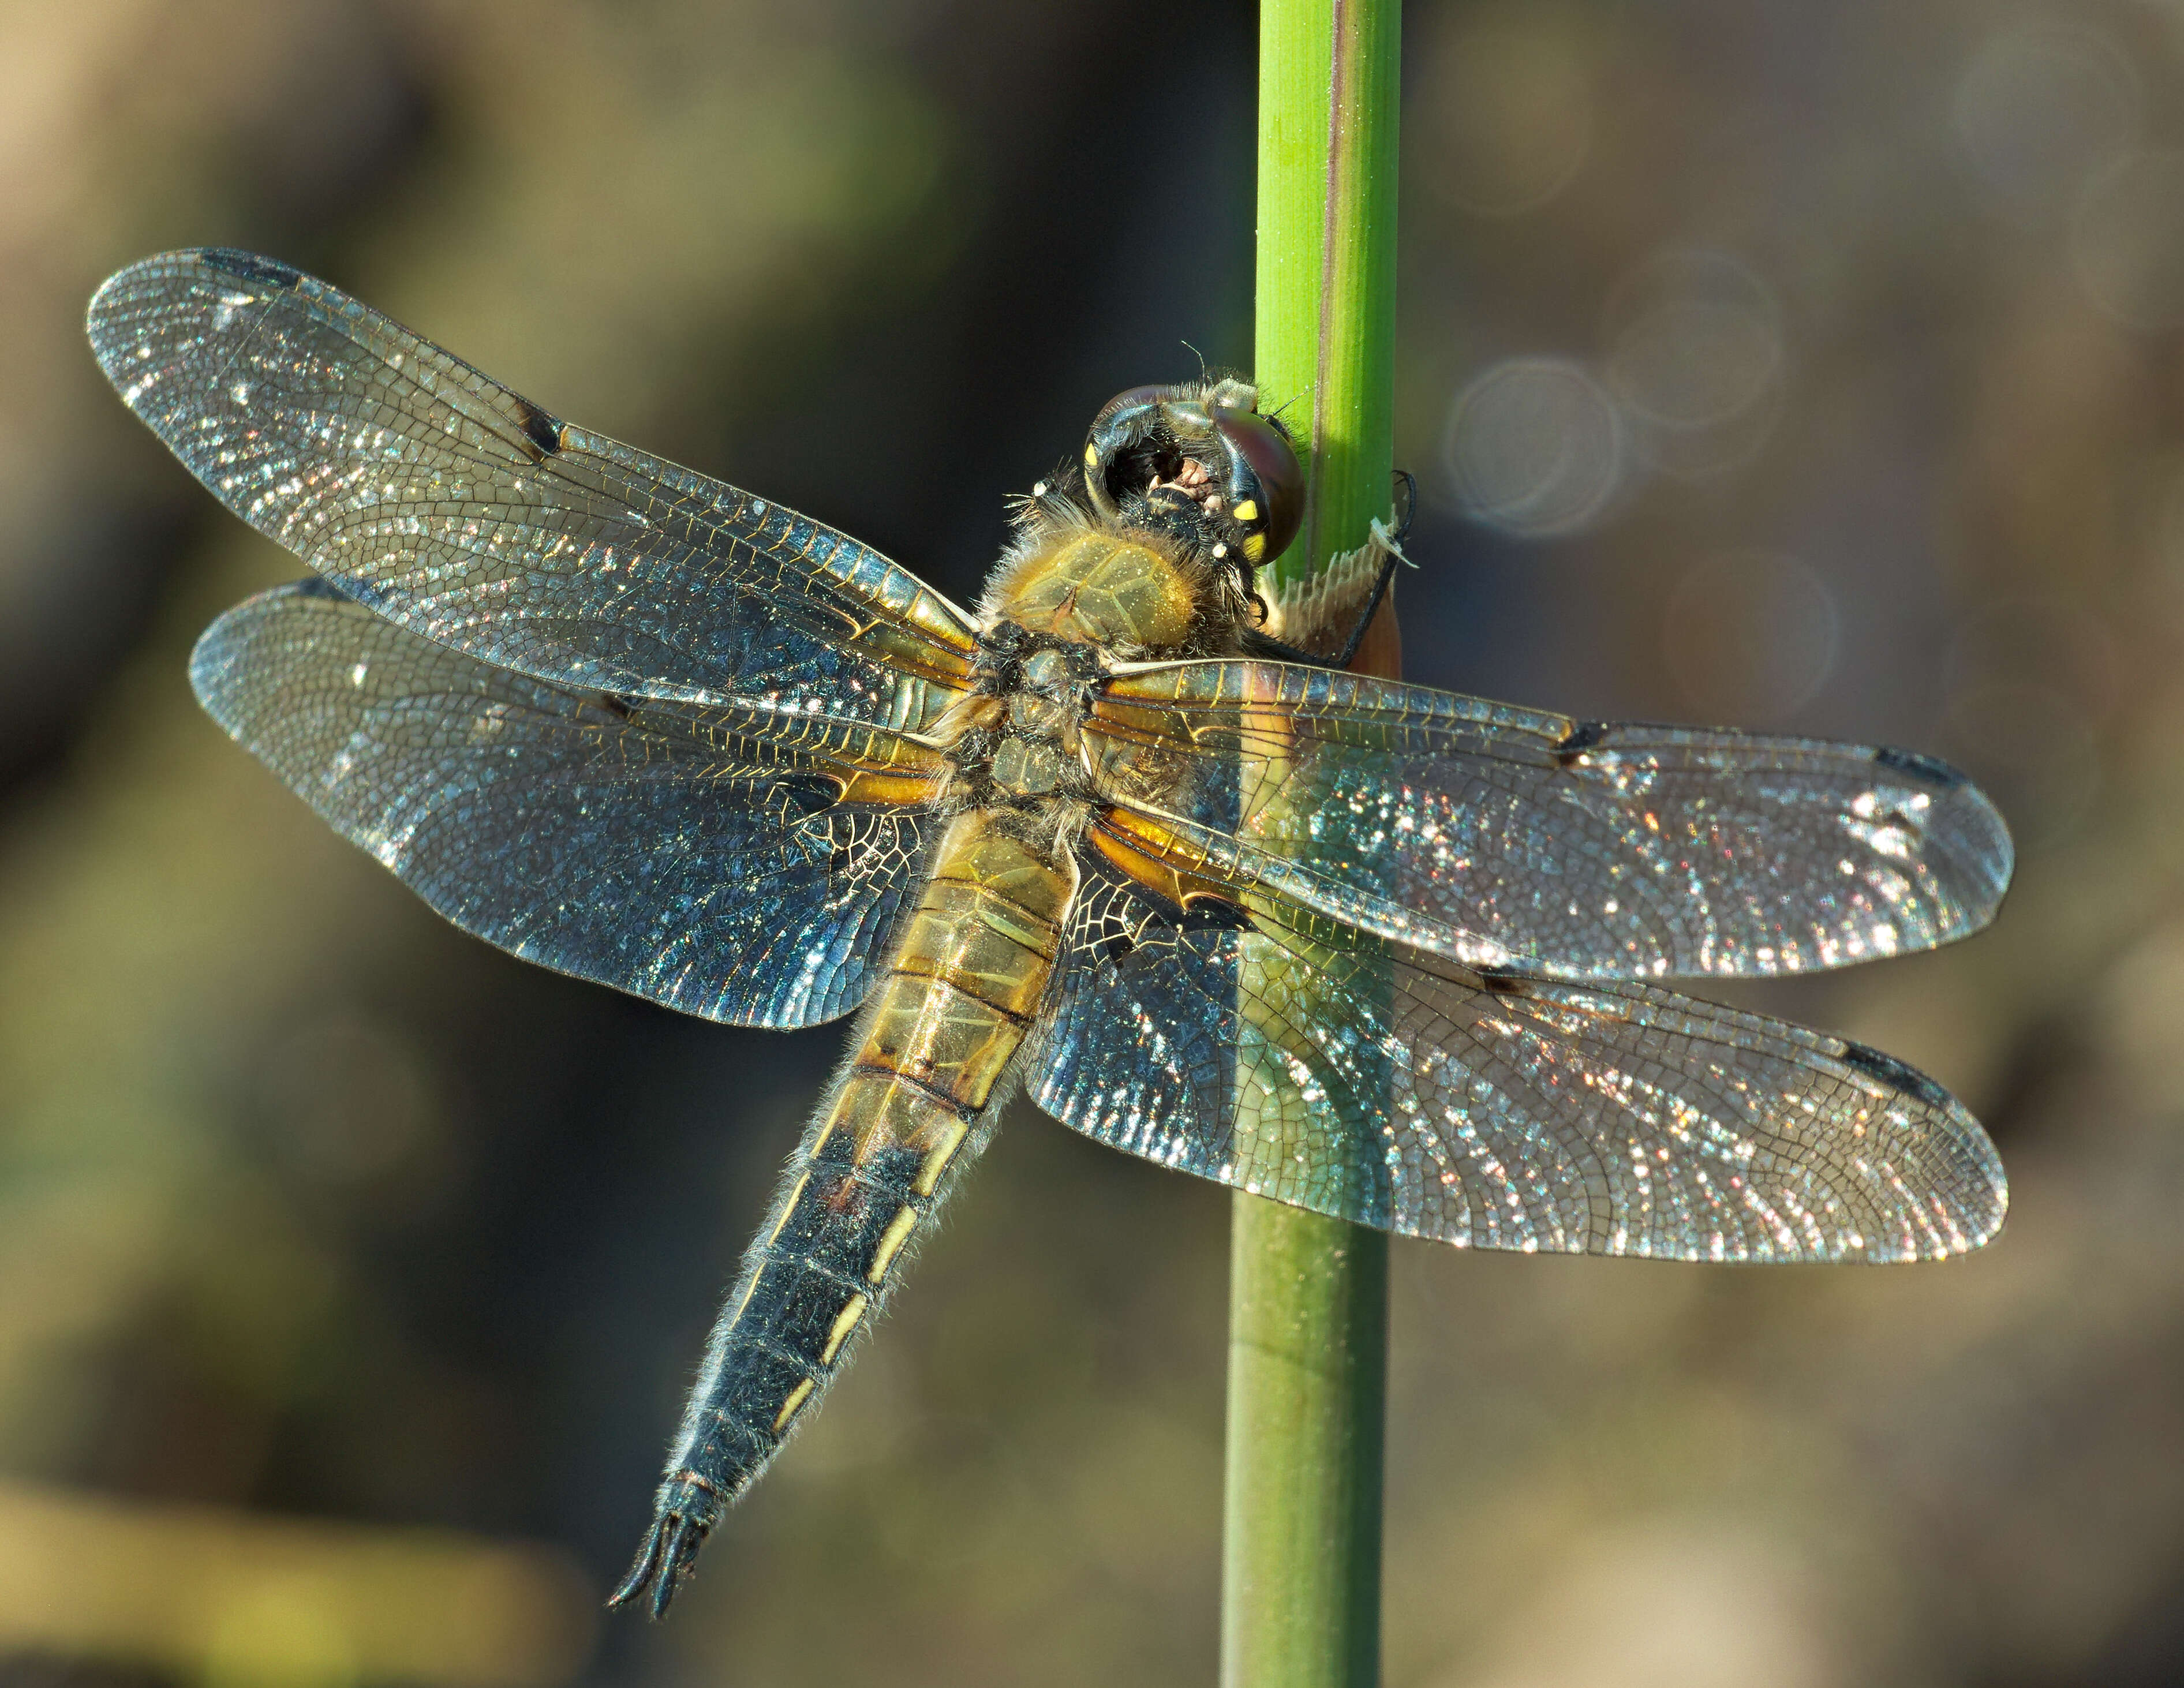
[3,2,2179,1684]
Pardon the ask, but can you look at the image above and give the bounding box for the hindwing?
[193,581,944,1028]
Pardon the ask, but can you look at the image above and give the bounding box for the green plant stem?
[1222,3,1400,1686]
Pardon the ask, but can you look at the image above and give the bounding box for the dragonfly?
[89,249,2012,1617]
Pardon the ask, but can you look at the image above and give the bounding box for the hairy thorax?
[936,525,1233,834]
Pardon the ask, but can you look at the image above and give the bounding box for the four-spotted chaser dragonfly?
[89,250,2012,1616]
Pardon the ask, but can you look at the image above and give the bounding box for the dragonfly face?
[88,249,2016,1618]
[1076,376,1305,568]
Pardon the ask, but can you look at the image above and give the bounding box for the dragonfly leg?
[1239,470,1416,669]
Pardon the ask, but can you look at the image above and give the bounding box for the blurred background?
[1,0,2178,1683]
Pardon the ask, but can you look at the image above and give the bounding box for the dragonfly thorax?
[943,622,1100,809]
[982,526,1236,656]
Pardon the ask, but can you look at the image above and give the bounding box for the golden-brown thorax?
[982,527,1228,656]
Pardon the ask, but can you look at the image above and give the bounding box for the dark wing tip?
[1838,1038,2009,1255]
[1864,742,2016,931]
[1917,760,2016,923]
[187,579,354,731]
[1871,743,1966,788]
[88,249,293,410]
[88,249,300,343]
[193,248,304,289]
[1838,1039,1953,1110]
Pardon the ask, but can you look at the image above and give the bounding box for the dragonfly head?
[1079,379,1303,580]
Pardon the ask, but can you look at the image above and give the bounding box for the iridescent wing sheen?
[193,581,943,1029]
[1026,837,2006,1262]
[89,249,977,733]
[1083,660,2013,981]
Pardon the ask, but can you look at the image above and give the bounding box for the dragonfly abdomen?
[614,808,1078,1614]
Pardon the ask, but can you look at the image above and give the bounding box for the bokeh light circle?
[1661,551,1839,723]
[1442,357,1624,537]
[1953,21,2141,226]
[1416,8,1594,216]
[2073,149,2184,330]
[1603,252,1786,480]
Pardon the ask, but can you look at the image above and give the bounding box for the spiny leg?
[1241,469,1416,668]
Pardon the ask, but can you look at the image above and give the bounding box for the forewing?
[91,249,977,730]
[1086,660,2013,980]
[193,581,944,1028]
[1026,841,2006,1262]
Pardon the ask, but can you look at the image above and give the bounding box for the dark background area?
[2,2,2180,1685]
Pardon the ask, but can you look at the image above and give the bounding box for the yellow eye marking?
[1233,499,1258,523]
[867,1204,919,1282]
[1243,533,1267,562]
[1083,443,1099,466]
[821,1293,869,1364]
[772,1378,816,1433]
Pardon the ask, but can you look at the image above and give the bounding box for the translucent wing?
[90,249,977,731]
[1084,660,2013,980]
[1025,832,2006,1262]
[193,581,945,1028]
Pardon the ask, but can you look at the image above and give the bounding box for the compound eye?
[1090,384,1185,432]
[1211,404,1304,566]
[1082,384,1188,518]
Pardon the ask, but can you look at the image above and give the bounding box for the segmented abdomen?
[614,808,1077,1613]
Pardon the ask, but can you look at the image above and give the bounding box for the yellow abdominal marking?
[868,1205,919,1282]
[772,1378,816,1433]
[1233,499,1258,522]
[913,1119,969,1196]
[1243,533,1266,562]
[764,1173,811,1247]
[1083,443,1098,466]
[723,1167,812,1330]
[973,898,1052,954]
[821,1293,869,1364]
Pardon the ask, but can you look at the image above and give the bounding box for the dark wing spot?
[289,575,353,602]
[1555,720,1611,765]
[513,396,564,458]
[1097,933,1137,966]
[597,691,636,719]
[196,249,302,289]
[1839,1041,1954,1111]
[1872,745,1967,789]
[1473,964,1538,998]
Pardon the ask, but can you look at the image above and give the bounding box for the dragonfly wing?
[1025,830,2006,1261]
[1086,660,2013,980]
[193,581,945,1028]
[91,249,978,731]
